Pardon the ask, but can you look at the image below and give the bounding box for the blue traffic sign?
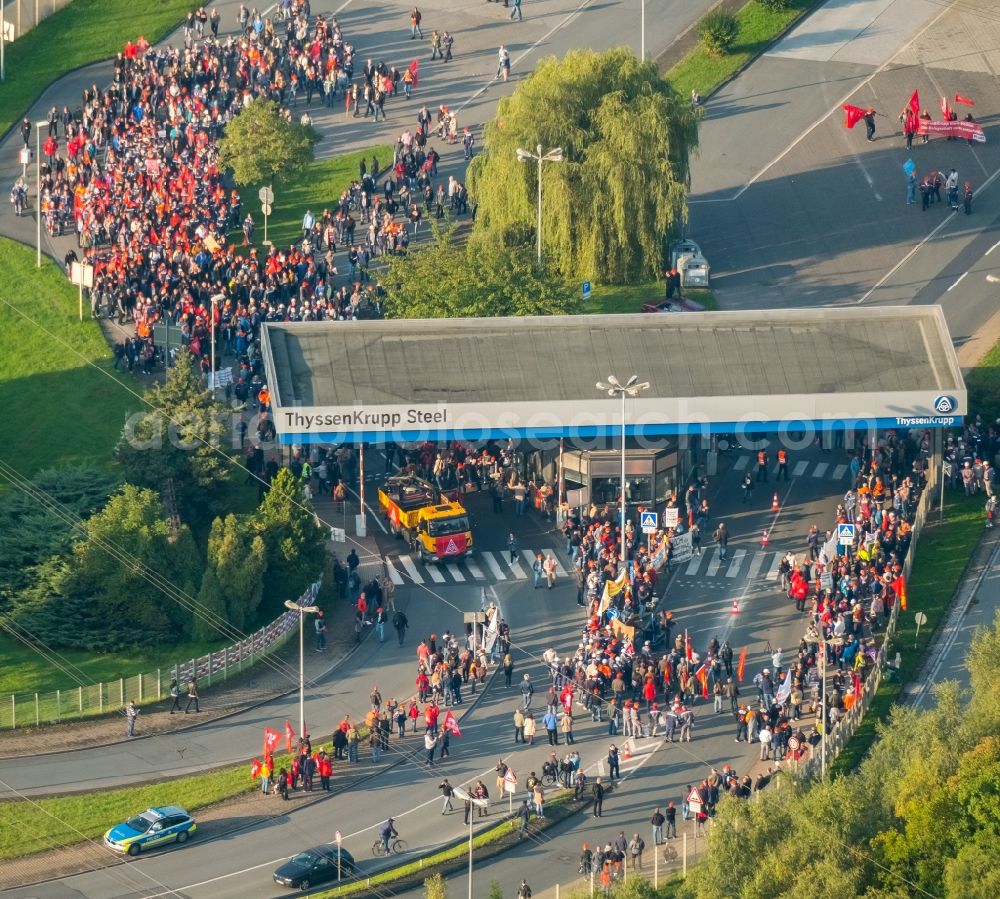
[582,280,592,300]
[837,523,856,545]
[640,511,658,533]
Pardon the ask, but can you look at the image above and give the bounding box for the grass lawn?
[831,490,986,774]
[965,335,1000,423]
[581,280,717,315]
[234,146,394,253]
[0,239,139,477]
[667,0,820,100]
[0,0,196,139]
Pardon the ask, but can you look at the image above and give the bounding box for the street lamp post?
[641,0,645,60]
[35,120,45,267]
[596,375,650,570]
[284,598,319,739]
[820,636,827,782]
[515,143,563,267]
[452,788,488,899]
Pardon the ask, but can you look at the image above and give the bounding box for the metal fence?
[0,591,317,730]
[797,460,936,778]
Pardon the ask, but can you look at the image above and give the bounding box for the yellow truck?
[377,475,474,563]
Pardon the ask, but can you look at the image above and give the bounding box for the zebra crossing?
[382,544,570,586]
[732,455,849,481]
[677,547,787,582]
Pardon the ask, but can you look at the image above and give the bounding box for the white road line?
[733,455,750,471]
[482,552,506,581]
[686,553,703,576]
[768,553,783,580]
[746,551,767,581]
[725,549,746,577]
[706,550,724,577]
[385,559,404,585]
[986,238,1000,255]
[448,565,466,582]
[833,464,848,480]
[399,554,423,584]
[426,564,446,584]
[466,558,485,579]
[812,462,829,478]
[507,555,528,579]
[947,271,968,291]
[792,460,809,477]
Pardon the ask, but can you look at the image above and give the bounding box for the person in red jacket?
[318,751,333,791]
[425,701,440,736]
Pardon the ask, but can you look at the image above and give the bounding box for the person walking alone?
[126,701,140,737]
[592,777,605,817]
[510,0,523,20]
[410,7,422,38]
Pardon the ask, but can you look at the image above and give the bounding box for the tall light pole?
[820,635,827,782]
[35,120,45,267]
[451,788,488,899]
[641,0,645,60]
[596,375,650,570]
[209,292,224,391]
[515,143,563,267]
[284,598,319,738]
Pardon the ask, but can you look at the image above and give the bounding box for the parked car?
[273,845,357,890]
[103,806,196,856]
[641,298,705,314]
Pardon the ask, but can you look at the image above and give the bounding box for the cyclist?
[541,759,558,783]
[379,817,398,854]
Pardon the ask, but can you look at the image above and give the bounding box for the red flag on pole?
[443,711,461,736]
[285,720,295,752]
[737,646,747,682]
[908,89,920,118]
[684,629,693,662]
[843,105,866,129]
[250,758,262,779]
[891,576,908,611]
[408,58,419,88]
[263,727,281,755]
[941,96,951,120]
[954,93,975,107]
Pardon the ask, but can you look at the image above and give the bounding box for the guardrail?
[0,579,322,730]
[797,460,935,778]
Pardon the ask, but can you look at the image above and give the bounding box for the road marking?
[812,462,829,478]
[482,552,506,580]
[466,558,485,579]
[986,238,1000,255]
[746,551,767,581]
[385,559,404,585]
[768,553,783,580]
[706,550,724,577]
[426,565,446,584]
[685,553,702,576]
[507,555,528,579]
[792,460,809,477]
[448,566,466,582]
[733,455,750,471]
[399,554,423,584]
[833,464,848,479]
[947,271,968,291]
[725,549,746,577]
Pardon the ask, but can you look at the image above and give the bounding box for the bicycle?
[372,837,408,857]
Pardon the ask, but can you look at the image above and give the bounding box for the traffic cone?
[772,492,779,512]
[730,600,740,615]
[761,529,769,548]
[623,739,633,760]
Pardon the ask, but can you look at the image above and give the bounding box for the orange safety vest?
[777,450,787,464]
[757,450,766,465]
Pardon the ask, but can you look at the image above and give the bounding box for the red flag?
[250,758,262,779]
[408,58,419,88]
[941,96,951,120]
[285,720,295,753]
[908,89,920,118]
[843,105,866,129]
[695,664,708,699]
[954,93,975,107]
[443,711,461,737]
[737,646,748,682]
[891,576,908,612]
[684,629,693,663]
[263,727,281,755]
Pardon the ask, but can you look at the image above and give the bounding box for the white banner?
[669,532,694,565]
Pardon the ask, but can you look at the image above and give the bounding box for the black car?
[273,845,356,891]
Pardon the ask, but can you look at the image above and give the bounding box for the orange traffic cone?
[761,529,769,548]
[730,600,740,615]
[623,741,633,760]
[772,492,779,512]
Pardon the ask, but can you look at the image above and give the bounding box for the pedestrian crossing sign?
[640,511,658,534]
[837,523,856,545]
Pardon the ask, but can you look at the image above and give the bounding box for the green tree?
[195,514,267,638]
[698,11,739,55]
[251,468,327,616]
[10,486,200,649]
[382,226,577,318]
[218,98,319,187]
[467,47,699,284]
[114,350,231,517]
[487,880,503,899]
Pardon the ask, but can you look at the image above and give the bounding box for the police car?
[103,806,196,856]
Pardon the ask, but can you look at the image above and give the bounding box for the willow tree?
[467,47,700,284]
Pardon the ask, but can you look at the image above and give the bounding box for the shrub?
[756,0,791,9]
[698,10,739,56]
